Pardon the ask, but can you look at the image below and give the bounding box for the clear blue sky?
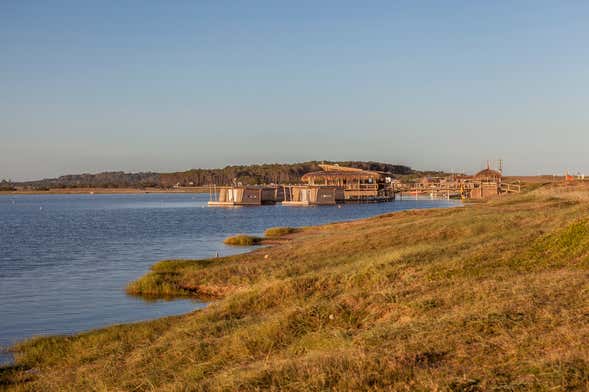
[2,1,588,180]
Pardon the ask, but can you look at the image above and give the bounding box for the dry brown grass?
[2,188,589,391]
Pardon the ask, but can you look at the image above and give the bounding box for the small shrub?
[224,235,263,246]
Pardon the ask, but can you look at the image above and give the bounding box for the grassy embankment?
[2,186,589,390]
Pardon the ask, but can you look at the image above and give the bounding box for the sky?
[1,1,588,180]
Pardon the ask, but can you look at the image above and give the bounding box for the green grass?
[3,187,589,391]
[264,227,299,237]
[223,234,263,246]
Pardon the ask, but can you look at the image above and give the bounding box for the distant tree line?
[17,172,161,190]
[158,161,414,187]
[13,161,416,189]
[0,179,16,191]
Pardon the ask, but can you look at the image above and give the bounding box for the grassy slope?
[2,190,589,391]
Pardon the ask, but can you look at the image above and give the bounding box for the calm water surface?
[0,193,459,364]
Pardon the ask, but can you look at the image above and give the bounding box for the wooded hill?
[13,161,422,190]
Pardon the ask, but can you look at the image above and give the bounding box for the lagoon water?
[0,193,458,364]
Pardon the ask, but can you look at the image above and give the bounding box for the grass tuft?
[125,272,187,296]
[264,227,299,237]
[223,234,263,246]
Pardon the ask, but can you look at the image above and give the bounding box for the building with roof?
[470,163,503,199]
[474,168,503,183]
[294,164,395,202]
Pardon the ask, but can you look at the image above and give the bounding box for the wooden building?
[299,164,395,202]
[469,167,503,199]
[473,168,503,183]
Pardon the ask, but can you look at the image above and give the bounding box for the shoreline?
[3,188,589,390]
[1,200,460,366]
[0,200,459,364]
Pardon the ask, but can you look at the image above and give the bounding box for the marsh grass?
[3,188,589,391]
[223,234,263,246]
[264,227,299,237]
